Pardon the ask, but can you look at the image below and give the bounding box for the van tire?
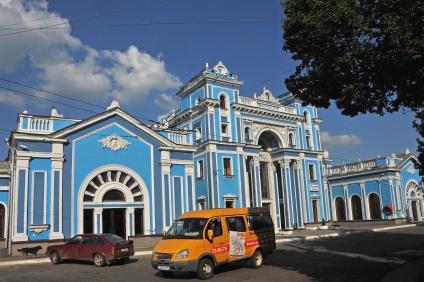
[196,258,214,280]
[249,249,263,269]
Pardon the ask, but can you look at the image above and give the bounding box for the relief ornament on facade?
[99,134,130,152]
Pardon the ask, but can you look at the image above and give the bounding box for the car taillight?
[112,246,117,256]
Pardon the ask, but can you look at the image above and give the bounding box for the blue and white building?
[327,150,424,222]
[4,61,419,249]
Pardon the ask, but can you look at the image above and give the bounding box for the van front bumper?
[151,260,198,272]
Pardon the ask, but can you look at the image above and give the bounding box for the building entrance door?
[312,199,319,223]
[412,201,418,221]
[102,209,126,238]
[351,195,363,220]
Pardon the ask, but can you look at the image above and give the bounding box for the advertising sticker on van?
[229,231,246,256]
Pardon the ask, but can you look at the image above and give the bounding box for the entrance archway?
[335,197,346,221]
[351,195,363,220]
[78,165,149,237]
[369,193,382,220]
[257,130,282,151]
[406,182,423,221]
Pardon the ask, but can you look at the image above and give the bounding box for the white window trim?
[31,170,48,225]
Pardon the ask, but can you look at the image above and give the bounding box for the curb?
[275,232,341,243]
[371,224,416,232]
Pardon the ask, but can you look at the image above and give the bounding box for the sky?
[0,0,418,163]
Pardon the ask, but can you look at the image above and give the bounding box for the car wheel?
[93,253,106,267]
[50,251,62,265]
[196,258,214,280]
[249,249,263,269]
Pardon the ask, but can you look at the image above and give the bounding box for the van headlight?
[176,249,189,259]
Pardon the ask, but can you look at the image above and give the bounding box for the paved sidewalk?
[0,223,416,267]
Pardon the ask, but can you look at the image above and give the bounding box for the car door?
[63,235,83,260]
[80,235,96,261]
[204,217,229,264]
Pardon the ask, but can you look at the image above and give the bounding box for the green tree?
[281,0,424,173]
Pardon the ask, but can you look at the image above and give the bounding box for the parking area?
[0,226,423,282]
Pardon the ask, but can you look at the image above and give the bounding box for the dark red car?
[46,234,134,267]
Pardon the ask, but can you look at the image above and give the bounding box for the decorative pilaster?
[253,158,262,207]
[13,155,30,241]
[344,185,353,220]
[50,143,64,240]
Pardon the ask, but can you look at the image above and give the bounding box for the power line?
[0,77,102,110]
[0,0,163,37]
[243,67,296,95]
[0,19,281,31]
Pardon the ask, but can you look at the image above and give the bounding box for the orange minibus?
[151,208,276,279]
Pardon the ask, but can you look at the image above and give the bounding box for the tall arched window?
[219,95,227,110]
[304,111,310,125]
[103,190,126,202]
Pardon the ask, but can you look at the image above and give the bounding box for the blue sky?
[0,0,418,162]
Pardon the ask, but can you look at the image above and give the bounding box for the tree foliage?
[281,0,424,173]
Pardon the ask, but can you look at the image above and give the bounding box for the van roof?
[179,207,270,219]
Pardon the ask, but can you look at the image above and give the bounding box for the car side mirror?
[162,227,169,237]
[206,229,213,241]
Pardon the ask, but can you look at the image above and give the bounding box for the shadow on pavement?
[61,258,138,267]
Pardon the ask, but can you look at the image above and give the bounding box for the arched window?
[244,127,251,141]
[103,190,125,202]
[335,197,346,221]
[219,95,227,110]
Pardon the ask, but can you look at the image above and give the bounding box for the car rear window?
[263,214,274,229]
[103,234,124,244]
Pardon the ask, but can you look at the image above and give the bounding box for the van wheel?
[249,249,263,269]
[93,253,106,267]
[50,251,62,265]
[196,258,214,280]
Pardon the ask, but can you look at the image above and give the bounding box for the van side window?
[225,217,246,232]
[263,214,274,229]
[247,215,264,231]
[207,218,223,237]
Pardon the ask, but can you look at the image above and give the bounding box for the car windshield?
[103,234,125,244]
[164,218,208,239]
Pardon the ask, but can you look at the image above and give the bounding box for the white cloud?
[0,1,180,107]
[154,93,180,110]
[321,131,362,147]
[0,90,25,108]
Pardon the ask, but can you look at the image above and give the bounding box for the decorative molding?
[407,165,416,175]
[256,87,278,103]
[29,224,50,233]
[99,134,130,152]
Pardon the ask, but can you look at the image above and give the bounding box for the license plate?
[158,265,170,271]
[121,248,129,252]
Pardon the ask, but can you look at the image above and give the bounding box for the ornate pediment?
[213,61,230,75]
[99,134,130,152]
[256,87,278,103]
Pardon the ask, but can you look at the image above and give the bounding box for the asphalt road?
[1,226,424,282]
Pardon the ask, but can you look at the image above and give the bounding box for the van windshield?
[164,218,208,239]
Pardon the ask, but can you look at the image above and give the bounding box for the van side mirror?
[206,229,213,241]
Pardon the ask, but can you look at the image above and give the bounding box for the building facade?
[1,61,419,249]
[327,150,424,222]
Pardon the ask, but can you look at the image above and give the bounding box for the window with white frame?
[32,171,47,225]
[221,123,228,136]
[244,127,251,141]
[223,157,233,176]
[224,198,235,208]
[306,135,312,148]
[197,159,204,179]
[308,164,316,181]
[289,132,295,146]
[219,94,227,110]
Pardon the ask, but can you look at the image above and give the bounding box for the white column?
[94,208,103,234]
[50,143,64,239]
[344,185,353,220]
[253,158,261,207]
[294,161,304,228]
[279,160,293,229]
[268,163,278,229]
[126,208,135,239]
[360,182,370,220]
[243,156,251,208]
